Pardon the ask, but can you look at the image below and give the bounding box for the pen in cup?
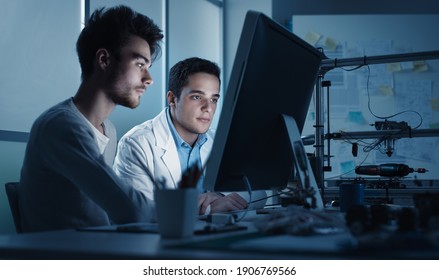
[178,164,201,189]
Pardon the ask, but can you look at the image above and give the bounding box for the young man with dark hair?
[18,5,163,232]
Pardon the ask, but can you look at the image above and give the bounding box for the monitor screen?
[204,11,322,193]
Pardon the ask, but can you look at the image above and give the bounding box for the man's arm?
[43,112,153,223]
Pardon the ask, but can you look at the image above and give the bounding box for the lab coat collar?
[151,109,214,188]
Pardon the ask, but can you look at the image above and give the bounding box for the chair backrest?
[5,182,22,233]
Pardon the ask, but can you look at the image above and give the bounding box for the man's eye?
[191,95,201,100]
[211,98,218,104]
[137,63,145,69]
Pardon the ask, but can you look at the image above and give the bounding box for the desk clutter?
[253,179,439,257]
[172,177,439,258]
[66,178,439,259]
[172,205,439,258]
[3,196,438,259]
[344,203,439,256]
[254,206,347,236]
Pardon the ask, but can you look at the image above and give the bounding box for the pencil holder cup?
[154,188,198,239]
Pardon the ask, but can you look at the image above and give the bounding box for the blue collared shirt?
[166,108,207,193]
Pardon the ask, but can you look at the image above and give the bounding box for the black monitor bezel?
[204,11,322,192]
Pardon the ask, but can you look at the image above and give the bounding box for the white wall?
[168,0,221,67]
[0,0,81,133]
[223,0,271,84]
[168,0,222,128]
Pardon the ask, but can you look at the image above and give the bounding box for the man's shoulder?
[27,99,92,148]
[34,99,82,129]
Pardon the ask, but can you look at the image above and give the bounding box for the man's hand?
[198,192,248,215]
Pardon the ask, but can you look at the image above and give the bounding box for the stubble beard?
[107,84,141,109]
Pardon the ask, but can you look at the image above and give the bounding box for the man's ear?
[96,48,111,70]
[167,91,176,106]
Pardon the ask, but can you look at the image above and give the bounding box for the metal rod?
[325,83,331,167]
[328,128,439,140]
[320,50,439,74]
[314,74,325,189]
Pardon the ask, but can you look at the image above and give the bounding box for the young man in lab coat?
[114,57,255,216]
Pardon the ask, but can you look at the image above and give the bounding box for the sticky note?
[386,63,401,72]
[325,37,339,51]
[378,86,394,96]
[413,61,428,72]
[431,99,439,111]
[340,161,356,174]
[347,111,365,124]
[304,31,321,46]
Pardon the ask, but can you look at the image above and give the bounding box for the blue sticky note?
[347,111,365,124]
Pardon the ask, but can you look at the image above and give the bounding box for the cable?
[234,175,252,222]
[325,152,371,180]
[248,189,295,205]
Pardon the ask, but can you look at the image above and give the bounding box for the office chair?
[4,182,22,233]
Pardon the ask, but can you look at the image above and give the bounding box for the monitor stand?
[282,114,324,210]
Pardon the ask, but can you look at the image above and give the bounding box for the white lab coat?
[113,109,213,204]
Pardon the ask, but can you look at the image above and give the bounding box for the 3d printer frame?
[313,50,439,188]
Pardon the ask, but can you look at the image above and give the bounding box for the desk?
[0,211,438,260]
[0,226,259,260]
[0,220,302,260]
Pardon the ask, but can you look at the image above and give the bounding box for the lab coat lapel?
[153,110,181,189]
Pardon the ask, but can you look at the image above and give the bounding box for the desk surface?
[0,221,294,260]
[1,210,438,260]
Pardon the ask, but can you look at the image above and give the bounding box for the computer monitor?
[203,11,322,195]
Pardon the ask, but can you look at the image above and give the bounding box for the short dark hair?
[168,57,221,99]
[76,5,163,81]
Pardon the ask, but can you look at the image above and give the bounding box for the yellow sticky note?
[387,63,401,72]
[378,86,394,96]
[304,31,321,46]
[325,37,339,51]
[413,61,428,72]
[431,98,439,111]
